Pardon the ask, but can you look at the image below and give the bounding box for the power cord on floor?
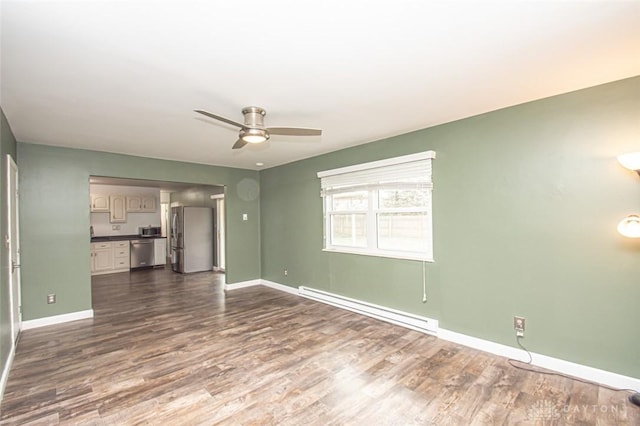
[507,335,639,397]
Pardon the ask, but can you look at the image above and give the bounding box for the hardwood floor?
[1,268,637,425]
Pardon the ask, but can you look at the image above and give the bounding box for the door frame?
[6,154,22,347]
[211,194,226,272]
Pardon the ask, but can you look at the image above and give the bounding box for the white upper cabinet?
[109,195,127,223]
[126,195,143,212]
[141,195,157,212]
[126,195,156,212]
[90,184,160,231]
[90,194,110,212]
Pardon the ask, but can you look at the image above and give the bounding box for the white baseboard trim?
[224,279,262,291]
[261,280,299,295]
[22,309,94,330]
[0,343,16,402]
[438,328,640,392]
[224,279,300,295]
[248,280,639,392]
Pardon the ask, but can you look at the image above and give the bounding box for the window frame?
[318,151,435,262]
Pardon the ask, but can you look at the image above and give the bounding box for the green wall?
[260,76,640,378]
[5,77,640,385]
[17,144,261,321]
[0,108,18,385]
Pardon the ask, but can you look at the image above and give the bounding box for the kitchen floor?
[0,269,637,424]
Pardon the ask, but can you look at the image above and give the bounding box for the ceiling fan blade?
[194,110,244,128]
[267,127,322,136]
[232,138,248,150]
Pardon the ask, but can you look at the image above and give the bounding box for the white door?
[6,155,21,346]
[216,197,226,271]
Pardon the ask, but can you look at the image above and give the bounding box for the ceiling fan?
[195,106,322,150]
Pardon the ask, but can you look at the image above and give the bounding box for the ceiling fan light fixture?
[195,107,321,150]
[240,128,269,144]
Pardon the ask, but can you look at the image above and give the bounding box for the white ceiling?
[1,1,639,170]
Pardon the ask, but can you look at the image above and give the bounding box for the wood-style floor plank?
[1,268,637,425]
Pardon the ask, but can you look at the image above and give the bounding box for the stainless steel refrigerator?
[171,206,213,273]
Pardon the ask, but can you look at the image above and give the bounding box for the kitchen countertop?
[91,235,166,243]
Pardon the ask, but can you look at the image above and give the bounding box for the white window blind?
[319,152,434,195]
[318,151,435,261]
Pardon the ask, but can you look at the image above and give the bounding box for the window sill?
[322,247,434,262]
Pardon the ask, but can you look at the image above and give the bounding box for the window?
[318,151,435,261]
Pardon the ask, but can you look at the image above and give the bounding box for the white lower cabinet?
[91,243,113,273]
[153,238,167,266]
[113,241,130,271]
[91,241,130,275]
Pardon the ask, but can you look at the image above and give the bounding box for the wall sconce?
[617,152,640,176]
[617,215,640,238]
[617,152,640,239]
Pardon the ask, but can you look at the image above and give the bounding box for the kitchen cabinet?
[153,238,167,266]
[141,195,157,212]
[113,241,131,271]
[126,195,157,212]
[91,242,113,274]
[109,195,127,223]
[126,196,143,212]
[91,241,130,275]
[90,194,110,212]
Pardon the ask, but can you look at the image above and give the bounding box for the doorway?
[213,195,226,271]
[88,176,225,276]
[6,154,22,347]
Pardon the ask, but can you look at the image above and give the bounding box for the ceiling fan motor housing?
[242,106,267,129]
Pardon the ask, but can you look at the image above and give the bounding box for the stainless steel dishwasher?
[130,239,154,268]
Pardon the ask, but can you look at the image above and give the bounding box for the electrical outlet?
[47,294,56,304]
[284,269,288,276]
[514,316,525,337]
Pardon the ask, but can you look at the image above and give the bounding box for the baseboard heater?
[298,286,438,335]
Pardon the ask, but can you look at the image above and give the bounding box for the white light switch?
[242,214,248,221]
